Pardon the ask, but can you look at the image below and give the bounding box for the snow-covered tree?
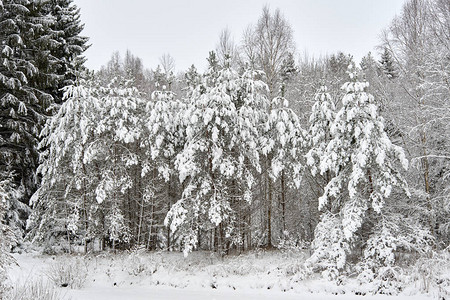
[381,0,450,246]
[43,0,90,101]
[1,0,88,212]
[260,93,305,245]
[298,86,336,245]
[184,64,201,94]
[165,58,270,256]
[379,47,397,79]
[324,52,355,103]
[91,81,143,250]
[28,83,99,250]
[242,7,297,247]
[29,79,145,251]
[140,80,186,250]
[308,67,412,278]
[359,205,432,283]
[0,171,17,296]
[1,0,48,202]
[305,212,348,280]
[305,86,335,179]
[320,68,409,228]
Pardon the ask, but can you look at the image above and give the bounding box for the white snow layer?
[6,251,433,300]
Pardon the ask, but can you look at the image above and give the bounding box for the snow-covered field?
[7,250,434,300]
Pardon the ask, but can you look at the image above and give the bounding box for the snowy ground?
[7,250,433,300]
[66,286,430,300]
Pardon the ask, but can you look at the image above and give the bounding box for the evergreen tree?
[305,86,335,178]
[43,0,89,102]
[28,83,99,249]
[29,81,144,251]
[379,47,397,79]
[360,52,379,76]
[261,90,305,246]
[326,52,355,102]
[152,65,174,91]
[280,52,297,94]
[328,52,354,76]
[308,67,411,279]
[123,50,146,90]
[165,57,269,255]
[184,64,201,93]
[140,76,186,250]
[0,0,88,207]
[0,0,51,203]
[0,171,17,296]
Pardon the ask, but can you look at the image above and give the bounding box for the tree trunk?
[281,170,286,233]
[82,164,88,254]
[420,132,435,239]
[267,177,273,248]
[137,196,144,246]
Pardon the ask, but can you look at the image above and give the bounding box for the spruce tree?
[0,0,88,207]
[184,64,201,93]
[0,0,52,203]
[43,0,89,102]
[379,47,397,79]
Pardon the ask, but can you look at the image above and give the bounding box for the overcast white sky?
[73,0,405,72]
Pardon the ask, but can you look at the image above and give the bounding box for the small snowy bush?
[46,257,88,288]
[357,265,405,295]
[355,213,433,294]
[305,212,349,281]
[7,279,66,300]
[277,231,308,255]
[410,249,450,298]
[124,249,157,276]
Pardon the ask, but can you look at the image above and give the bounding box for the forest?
[0,0,449,298]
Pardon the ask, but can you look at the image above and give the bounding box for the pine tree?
[305,86,335,179]
[267,53,300,238]
[28,83,99,249]
[328,52,354,76]
[326,52,355,101]
[152,65,174,91]
[280,52,298,91]
[305,211,348,280]
[302,86,336,245]
[140,76,186,250]
[308,67,410,278]
[123,50,146,90]
[261,92,305,246]
[29,80,144,251]
[165,56,269,256]
[360,52,380,76]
